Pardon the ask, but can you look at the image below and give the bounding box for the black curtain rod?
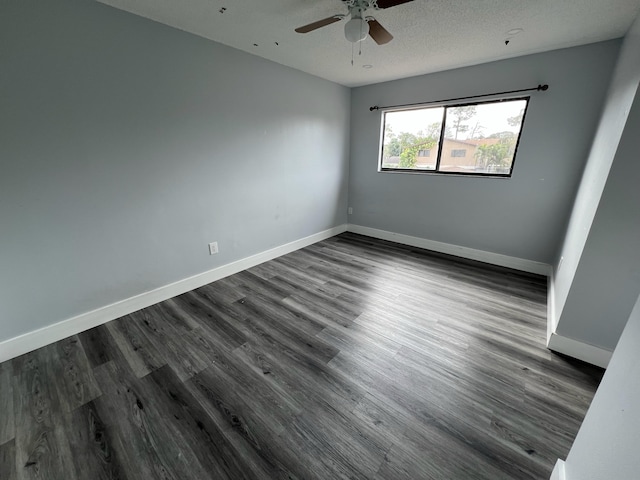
[369,84,549,112]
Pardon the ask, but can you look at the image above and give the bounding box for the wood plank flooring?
[0,233,603,479]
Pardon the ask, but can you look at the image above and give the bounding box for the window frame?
[378,96,530,178]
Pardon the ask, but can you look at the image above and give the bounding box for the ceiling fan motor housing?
[343,0,379,9]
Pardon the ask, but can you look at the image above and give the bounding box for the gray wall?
[348,42,619,264]
[561,292,640,479]
[0,1,350,343]
[555,73,640,350]
[552,15,640,351]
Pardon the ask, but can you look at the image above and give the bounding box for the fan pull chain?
[351,42,354,66]
[360,18,364,57]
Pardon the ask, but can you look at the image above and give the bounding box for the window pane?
[440,99,527,174]
[381,107,444,170]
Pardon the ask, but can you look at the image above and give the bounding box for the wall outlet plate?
[209,241,219,255]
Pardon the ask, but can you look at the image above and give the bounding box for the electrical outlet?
[348,207,353,215]
[208,241,219,255]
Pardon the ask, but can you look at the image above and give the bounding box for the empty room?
[2,0,640,479]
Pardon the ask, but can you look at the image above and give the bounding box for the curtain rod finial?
[538,84,549,91]
[370,106,379,111]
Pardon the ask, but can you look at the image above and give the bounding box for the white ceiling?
[97,0,640,87]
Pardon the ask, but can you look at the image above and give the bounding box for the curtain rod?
[369,84,549,112]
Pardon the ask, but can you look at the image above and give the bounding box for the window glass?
[439,100,527,175]
[381,107,444,170]
[379,98,528,176]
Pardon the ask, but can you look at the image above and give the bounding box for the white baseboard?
[550,459,566,480]
[547,332,612,368]
[0,225,347,363]
[347,224,551,276]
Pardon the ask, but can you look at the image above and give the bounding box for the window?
[379,98,529,176]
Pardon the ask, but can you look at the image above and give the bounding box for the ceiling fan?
[295,0,414,45]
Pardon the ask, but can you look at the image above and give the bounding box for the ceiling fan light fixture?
[344,17,369,43]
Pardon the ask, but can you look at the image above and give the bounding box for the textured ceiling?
[96,0,640,87]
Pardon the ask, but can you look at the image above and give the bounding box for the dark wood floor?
[0,233,603,480]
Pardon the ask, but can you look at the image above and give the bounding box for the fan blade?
[368,18,393,45]
[375,0,414,8]
[295,16,342,33]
